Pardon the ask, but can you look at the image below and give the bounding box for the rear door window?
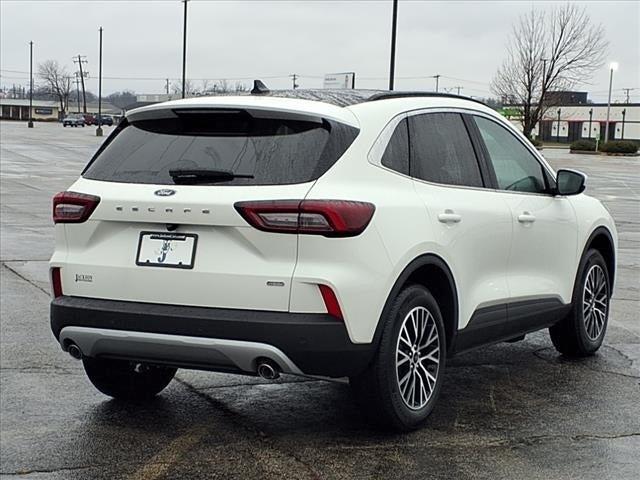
[408,112,484,188]
[83,110,359,185]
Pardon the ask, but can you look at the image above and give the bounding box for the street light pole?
[96,27,103,137]
[181,0,189,98]
[604,62,618,143]
[388,0,398,91]
[588,108,593,140]
[28,41,33,128]
[556,108,561,143]
[621,108,626,140]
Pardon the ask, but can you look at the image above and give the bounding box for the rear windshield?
[83,109,359,185]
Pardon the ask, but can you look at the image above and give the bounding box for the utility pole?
[454,86,463,95]
[166,78,170,95]
[622,88,634,104]
[556,108,561,143]
[96,27,103,137]
[28,41,34,128]
[74,72,81,112]
[181,0,189,99]
[73,55,88,113]
[290,74,299,89]
[388,0,398,91]
[433,74,440,92]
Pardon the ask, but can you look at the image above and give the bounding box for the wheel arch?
[581,226,616,292]
[373,254,459,354]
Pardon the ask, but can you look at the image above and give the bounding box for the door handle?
[438,210,462,224]
[517,212,536,224]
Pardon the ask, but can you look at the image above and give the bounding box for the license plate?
[136,232,198,269]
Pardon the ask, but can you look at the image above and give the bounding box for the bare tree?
[171,79,197,97]
[234,81,248,93]
[106,91,137,110]
[491,4,607,139]
[213,79,230,93]
[38,60,73,117]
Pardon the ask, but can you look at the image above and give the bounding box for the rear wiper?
[169,168,254,184]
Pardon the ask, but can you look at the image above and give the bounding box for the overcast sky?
[1,0,638,102]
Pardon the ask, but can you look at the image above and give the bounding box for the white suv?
[50,89,617,430]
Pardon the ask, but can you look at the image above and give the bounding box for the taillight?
[234,200,375,237]
[53,191,100,224]
[318,284,343,320]
[51,267,63,298]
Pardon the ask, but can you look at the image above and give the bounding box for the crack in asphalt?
[1,262,50,296]
[0,366,78,374]
[532,347,640,380]
[325,432,640,452]
[4,433,638,476]
[0,464,110,476]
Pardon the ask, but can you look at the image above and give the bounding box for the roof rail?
[367,91,489,107]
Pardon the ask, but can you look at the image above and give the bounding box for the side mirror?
[556,169,586,196]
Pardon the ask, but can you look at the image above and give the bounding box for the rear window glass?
[83,110,359,185]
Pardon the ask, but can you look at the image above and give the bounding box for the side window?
[408,113,483,187]
[381,118,409,175]
[474,116,548,194]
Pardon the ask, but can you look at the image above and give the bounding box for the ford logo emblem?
[154,189,176,197]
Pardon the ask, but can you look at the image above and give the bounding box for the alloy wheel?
[395,306,440,410]
[582,264,608,341]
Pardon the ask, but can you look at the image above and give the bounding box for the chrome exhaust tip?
[257,360,280,380]
[67,343,82,360]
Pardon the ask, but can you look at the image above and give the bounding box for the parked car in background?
[93,115,114,126]
[62,114,85,127]
[82,114,95,125]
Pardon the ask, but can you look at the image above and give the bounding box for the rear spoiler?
[127,107,327,126]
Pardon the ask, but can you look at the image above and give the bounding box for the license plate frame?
[136,232,198,269]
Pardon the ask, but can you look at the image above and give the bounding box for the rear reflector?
[318,284,343,320]
[53,191,100,224]
[235,200,375,237]
[51,267,63,298]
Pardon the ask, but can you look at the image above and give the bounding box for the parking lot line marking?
[127,425,209,480]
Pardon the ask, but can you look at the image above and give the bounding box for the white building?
[538,103,639,142]
[506,92,639,143]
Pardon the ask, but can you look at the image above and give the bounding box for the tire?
[63,123,67,127]
[549,249,610,357]
[82,357,176,400]
[350,284,446,431]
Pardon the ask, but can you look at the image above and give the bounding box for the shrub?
[570,139,596,151]
[599,141,639,154]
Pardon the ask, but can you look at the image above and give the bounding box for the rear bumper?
[50,296,375,377]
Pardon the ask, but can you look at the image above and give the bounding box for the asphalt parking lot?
[1,120,638,480]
